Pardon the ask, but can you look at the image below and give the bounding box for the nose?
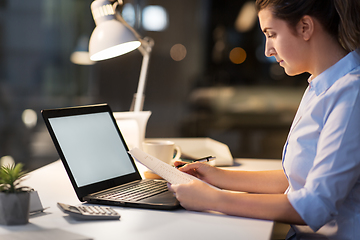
[265,40,275,57]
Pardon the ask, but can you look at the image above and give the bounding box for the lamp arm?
[133,37,153,112]
[134,50,149,112]
[112,1,154,112]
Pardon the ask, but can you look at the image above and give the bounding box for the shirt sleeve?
[287,79,360,231]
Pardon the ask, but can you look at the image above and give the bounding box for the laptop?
[41,103,180,210]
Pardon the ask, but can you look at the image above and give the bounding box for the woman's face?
[258,8,309,76]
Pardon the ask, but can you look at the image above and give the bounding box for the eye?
[266,32,276,38]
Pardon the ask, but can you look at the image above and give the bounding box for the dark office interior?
[0,0,309,172]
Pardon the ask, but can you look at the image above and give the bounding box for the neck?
[307,32,348,79]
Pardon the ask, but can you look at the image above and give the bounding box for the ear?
[296,15,314,41]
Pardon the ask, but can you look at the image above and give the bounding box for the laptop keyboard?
[97,180,169,202]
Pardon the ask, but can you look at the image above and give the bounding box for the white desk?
[0,158,282,240]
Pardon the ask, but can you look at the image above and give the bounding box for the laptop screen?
[48,111,136,187]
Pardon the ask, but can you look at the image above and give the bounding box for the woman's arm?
[213,169,288,194]
[177,162,288,194]
[171,162,301,224]
[216,190,304,224]
[169,180,305,225]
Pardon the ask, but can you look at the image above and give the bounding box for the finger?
[174,161,188,167]
[175,163,188,169]
[180,162,202,171]
[167,183,179,192]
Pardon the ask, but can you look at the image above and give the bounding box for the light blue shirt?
[283,49,360,239]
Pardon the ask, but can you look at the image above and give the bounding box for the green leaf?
[0,163,29,193]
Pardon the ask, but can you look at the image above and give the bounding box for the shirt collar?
[309,49,360,96]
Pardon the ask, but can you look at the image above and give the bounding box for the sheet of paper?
[129,148,199,185]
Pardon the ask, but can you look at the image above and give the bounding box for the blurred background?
[0,0,309,171]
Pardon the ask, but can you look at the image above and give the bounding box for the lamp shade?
[89,0,141,61]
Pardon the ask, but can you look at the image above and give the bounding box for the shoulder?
[327,59,360,96]
[335,50,360,86]
[319,66,360,117]
[334,65,360,92]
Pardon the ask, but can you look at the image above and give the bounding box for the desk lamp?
[89,0,153,148]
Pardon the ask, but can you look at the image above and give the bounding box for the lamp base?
[113,111,151,150]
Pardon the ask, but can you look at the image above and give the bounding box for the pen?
[193,156,216,162]
[175,156,216,168]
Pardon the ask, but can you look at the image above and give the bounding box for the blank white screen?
[49,112,136,187]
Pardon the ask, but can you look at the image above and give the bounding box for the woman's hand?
[174,161,222,186]
[168,179,220,212]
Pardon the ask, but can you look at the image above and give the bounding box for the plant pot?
[0,192,30,225]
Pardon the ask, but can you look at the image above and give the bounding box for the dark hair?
[255,0,360,51]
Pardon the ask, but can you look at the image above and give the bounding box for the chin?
[284,68,303,77]
[286,72,297,76]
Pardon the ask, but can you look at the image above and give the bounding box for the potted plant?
[0,163,31,225]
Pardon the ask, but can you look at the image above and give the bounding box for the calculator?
[57,203,121,220]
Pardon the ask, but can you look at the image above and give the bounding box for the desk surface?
[0,158,282,240]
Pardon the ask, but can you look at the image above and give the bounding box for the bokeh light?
[170,44,187,61]
[22,109,38,128]
[0,155,15,167]
[142,6,168,31]
[229,47,247,64]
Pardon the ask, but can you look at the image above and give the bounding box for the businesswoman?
[168,0,360,239]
